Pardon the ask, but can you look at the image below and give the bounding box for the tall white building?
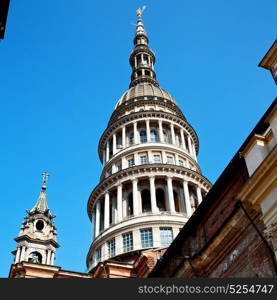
[86,9,212,271]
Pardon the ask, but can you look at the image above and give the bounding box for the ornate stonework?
[86,11,211,272]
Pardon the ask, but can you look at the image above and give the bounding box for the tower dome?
[115,83,177,109]
[86,8,211,273]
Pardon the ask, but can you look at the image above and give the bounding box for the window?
[140,155,148,164]
[140,229,153,248]
[95,248,102,263]
[128,158,135,167]
[150,130,158,142]
[145,70,150,76]
[123,232,133,252]
[166,156,173,164]
[160,228,173,247]
[140,130,147,143]
[153,155,161,163]
[116,163,122,172]
[179,160,184,167]
[107,238,116,258]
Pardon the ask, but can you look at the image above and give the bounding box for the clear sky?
[0,0,276,277]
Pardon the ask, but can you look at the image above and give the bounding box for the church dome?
[115,83,176,109]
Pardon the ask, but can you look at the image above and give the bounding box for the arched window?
[150,130,158,142]
[127,193,133,216]
[156,189,166,211]
[141,190,151,212]
[140,130,147,143]
[163,130,170,143]
[28,251,42,264]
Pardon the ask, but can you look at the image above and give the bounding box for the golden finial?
[136,5,146,18]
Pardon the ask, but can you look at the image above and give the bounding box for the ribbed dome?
[115,83,176,109]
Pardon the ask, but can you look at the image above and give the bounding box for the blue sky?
[0,0,276,277]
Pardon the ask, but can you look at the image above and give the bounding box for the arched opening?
[150,130,158,142]
[156,188,166,211]
[128,133,134,146]
[141,189,151,213]
[28,251,42,264]
[127,193,133,216]
[173,191,180,212]
[163,130,170,143]
[188,185,198,210]
[140,130,147,143]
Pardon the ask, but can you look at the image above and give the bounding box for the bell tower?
[12,173,59,266]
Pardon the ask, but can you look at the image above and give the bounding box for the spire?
[129,7,159,88]
[27,172,54,218]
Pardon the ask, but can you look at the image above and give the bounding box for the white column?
[133,122,138,144]
[159,120,164,142]
[15,247,21,263]
[167,176,175,213]
[183,181,192,217]
[46,250,50,265]
[50,252,55,265]
[122,126,126,148]
[113,133,117,155]
[149,176,158,213]
[20,246,26,262]
[132,178,139,216]
[104,192,110,229]
[170,123,176,145]
[180,129,185,149]
[117,184,123,222]
[91,210,95,241]
[188,137,193,155]
[106,141,110,162]
[196,186,203,205]
[192,143,197,160]
[146,120,151,142]
[95,201,101,237]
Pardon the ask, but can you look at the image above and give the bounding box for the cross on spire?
[42,172,49,185]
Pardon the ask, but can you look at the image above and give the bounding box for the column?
[91,209,95,241]
[170,123,176,145]
[20,246,26,262]
[167,176,175,213]
[149,176,158,213]
[196,186,203,205]
[15,247,21,263]
[95,201,101,237]
[113,133,117,155]
[159,120,164,142]
[192,143,197,160]
[50,252,55,265]
[180,129,185,149]
[46,250,50,264]
[133,122,138,144]
[122,126,126,148]
[183,181,192,217]
[106,141,110,162]
[132,178,139,216]
[104,192,110,229]
[188,137,193,156]
[117,184,123,222]
[146,120,151,142]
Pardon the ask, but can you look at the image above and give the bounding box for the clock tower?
[12,173,59,266]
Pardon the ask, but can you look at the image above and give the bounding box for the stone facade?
[149,100,277,278]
